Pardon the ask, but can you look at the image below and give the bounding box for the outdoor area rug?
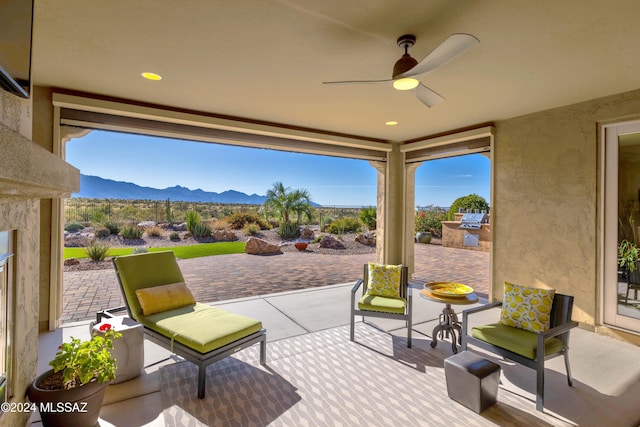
[159,323,571,427]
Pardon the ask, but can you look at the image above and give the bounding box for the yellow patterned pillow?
[499,282,555,333]
[367,262,402,297]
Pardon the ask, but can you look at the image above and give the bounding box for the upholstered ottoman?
[93,316,144,384]
[444,351,500,413]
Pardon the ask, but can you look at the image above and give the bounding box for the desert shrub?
[191,221,212,238]
[84,240,110,261]
[226,212,271,230]
[121,224,144,239]
[209,219,230,231]
[103,221,120,236]
[358,207,376,231]
[278,221,300,239]
[327,217,362,235]
[169,232,180,241]
[65,222,85,232]
[243,223,261,236]
[415,209,445,237]
[145,226,163,237]
[186,210,202,233]
[94,227,111,239]
[311,235,323,244]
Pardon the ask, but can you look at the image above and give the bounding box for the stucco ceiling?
[31,0,640,142]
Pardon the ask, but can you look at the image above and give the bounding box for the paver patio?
[61,243,489,324]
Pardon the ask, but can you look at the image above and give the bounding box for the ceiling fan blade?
[398,33,479,78]
[415,83,445,108]
[322,79,393,85]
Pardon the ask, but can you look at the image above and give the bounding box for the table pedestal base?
[430,304,462,353]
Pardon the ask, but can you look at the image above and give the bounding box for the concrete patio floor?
[35,281,640,426]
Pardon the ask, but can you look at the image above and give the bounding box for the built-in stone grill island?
[441,210,491,252]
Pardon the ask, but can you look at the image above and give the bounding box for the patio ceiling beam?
[53,92,391,161]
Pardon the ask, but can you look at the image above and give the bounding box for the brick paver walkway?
[61,244,489,324]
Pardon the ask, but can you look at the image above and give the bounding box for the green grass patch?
[64,242,246,260]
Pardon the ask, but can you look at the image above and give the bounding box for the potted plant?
[27,324,121,427]
[415,210,433,244]
[618,239,639,274]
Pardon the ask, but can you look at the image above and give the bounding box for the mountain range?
[73,174,269,204]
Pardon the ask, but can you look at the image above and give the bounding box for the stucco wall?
[0,91,37,427]
[493,88,640,327]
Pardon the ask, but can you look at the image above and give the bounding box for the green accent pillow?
[367,262,402,297]
[135,282,196,315]
[499,282,555,333]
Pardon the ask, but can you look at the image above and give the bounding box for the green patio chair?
[103,251,266,399]
[461,289,577,411]
[350,263,412,347]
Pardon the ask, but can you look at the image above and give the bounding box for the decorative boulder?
[64,258,80,266]
[355,232,376,246]
[137,220,157,228]
[212,230,237,241]
[319,235,346,250]
[301,227,315,240]
[245,237,282,255]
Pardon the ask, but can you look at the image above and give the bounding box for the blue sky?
[66,130,490,207]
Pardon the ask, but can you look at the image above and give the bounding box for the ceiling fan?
[323,33,479,108]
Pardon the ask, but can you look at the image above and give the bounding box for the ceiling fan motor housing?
[393,34,418,78]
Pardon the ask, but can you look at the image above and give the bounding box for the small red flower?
[99,323,112,332]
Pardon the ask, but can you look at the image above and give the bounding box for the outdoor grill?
[459,212,488,230]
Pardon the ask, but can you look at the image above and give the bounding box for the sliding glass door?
[602,120,640,332]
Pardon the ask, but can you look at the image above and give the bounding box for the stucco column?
[370,143,406,265]
[404,162,421,275]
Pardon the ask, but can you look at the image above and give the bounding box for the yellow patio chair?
[102,251,266,399]
[350,263,412,347]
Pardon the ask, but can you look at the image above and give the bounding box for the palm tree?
[263,182,313,225]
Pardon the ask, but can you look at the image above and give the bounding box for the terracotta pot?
[27,370,108,427]
[294,242,308,251]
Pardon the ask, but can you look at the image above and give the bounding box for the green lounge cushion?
[358,292,406,314]
[138,302,263,354]
[114,251,186,320]
[471,323,564,360]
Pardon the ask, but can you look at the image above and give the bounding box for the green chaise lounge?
[103,251,266,399]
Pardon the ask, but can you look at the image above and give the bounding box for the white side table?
[92,316,144,384]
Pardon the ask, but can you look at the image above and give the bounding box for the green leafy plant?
[94,227,111,239]
[327,217,362,235]
[191,221,212,238]
[48,326,121,390]
[103,221,120,236]
[165,198,174,224]
[120,224,144,239]
[243,222,261,236]
[145,226,163,237]
[226,212,271,230]
[84,240,110,261]
[65,222,85,232]
[447,194,490,221]
[186,210,202,233]
[618,240,639,272]
[415,208,445,237]
[278,221,301,239]
[358,207,376,231]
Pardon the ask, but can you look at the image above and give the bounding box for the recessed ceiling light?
[385,121,398,126]
[141,72,162,81]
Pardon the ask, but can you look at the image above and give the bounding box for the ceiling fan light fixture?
[393,78,419,91]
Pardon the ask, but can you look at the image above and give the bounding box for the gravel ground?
[64,227,377,272]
